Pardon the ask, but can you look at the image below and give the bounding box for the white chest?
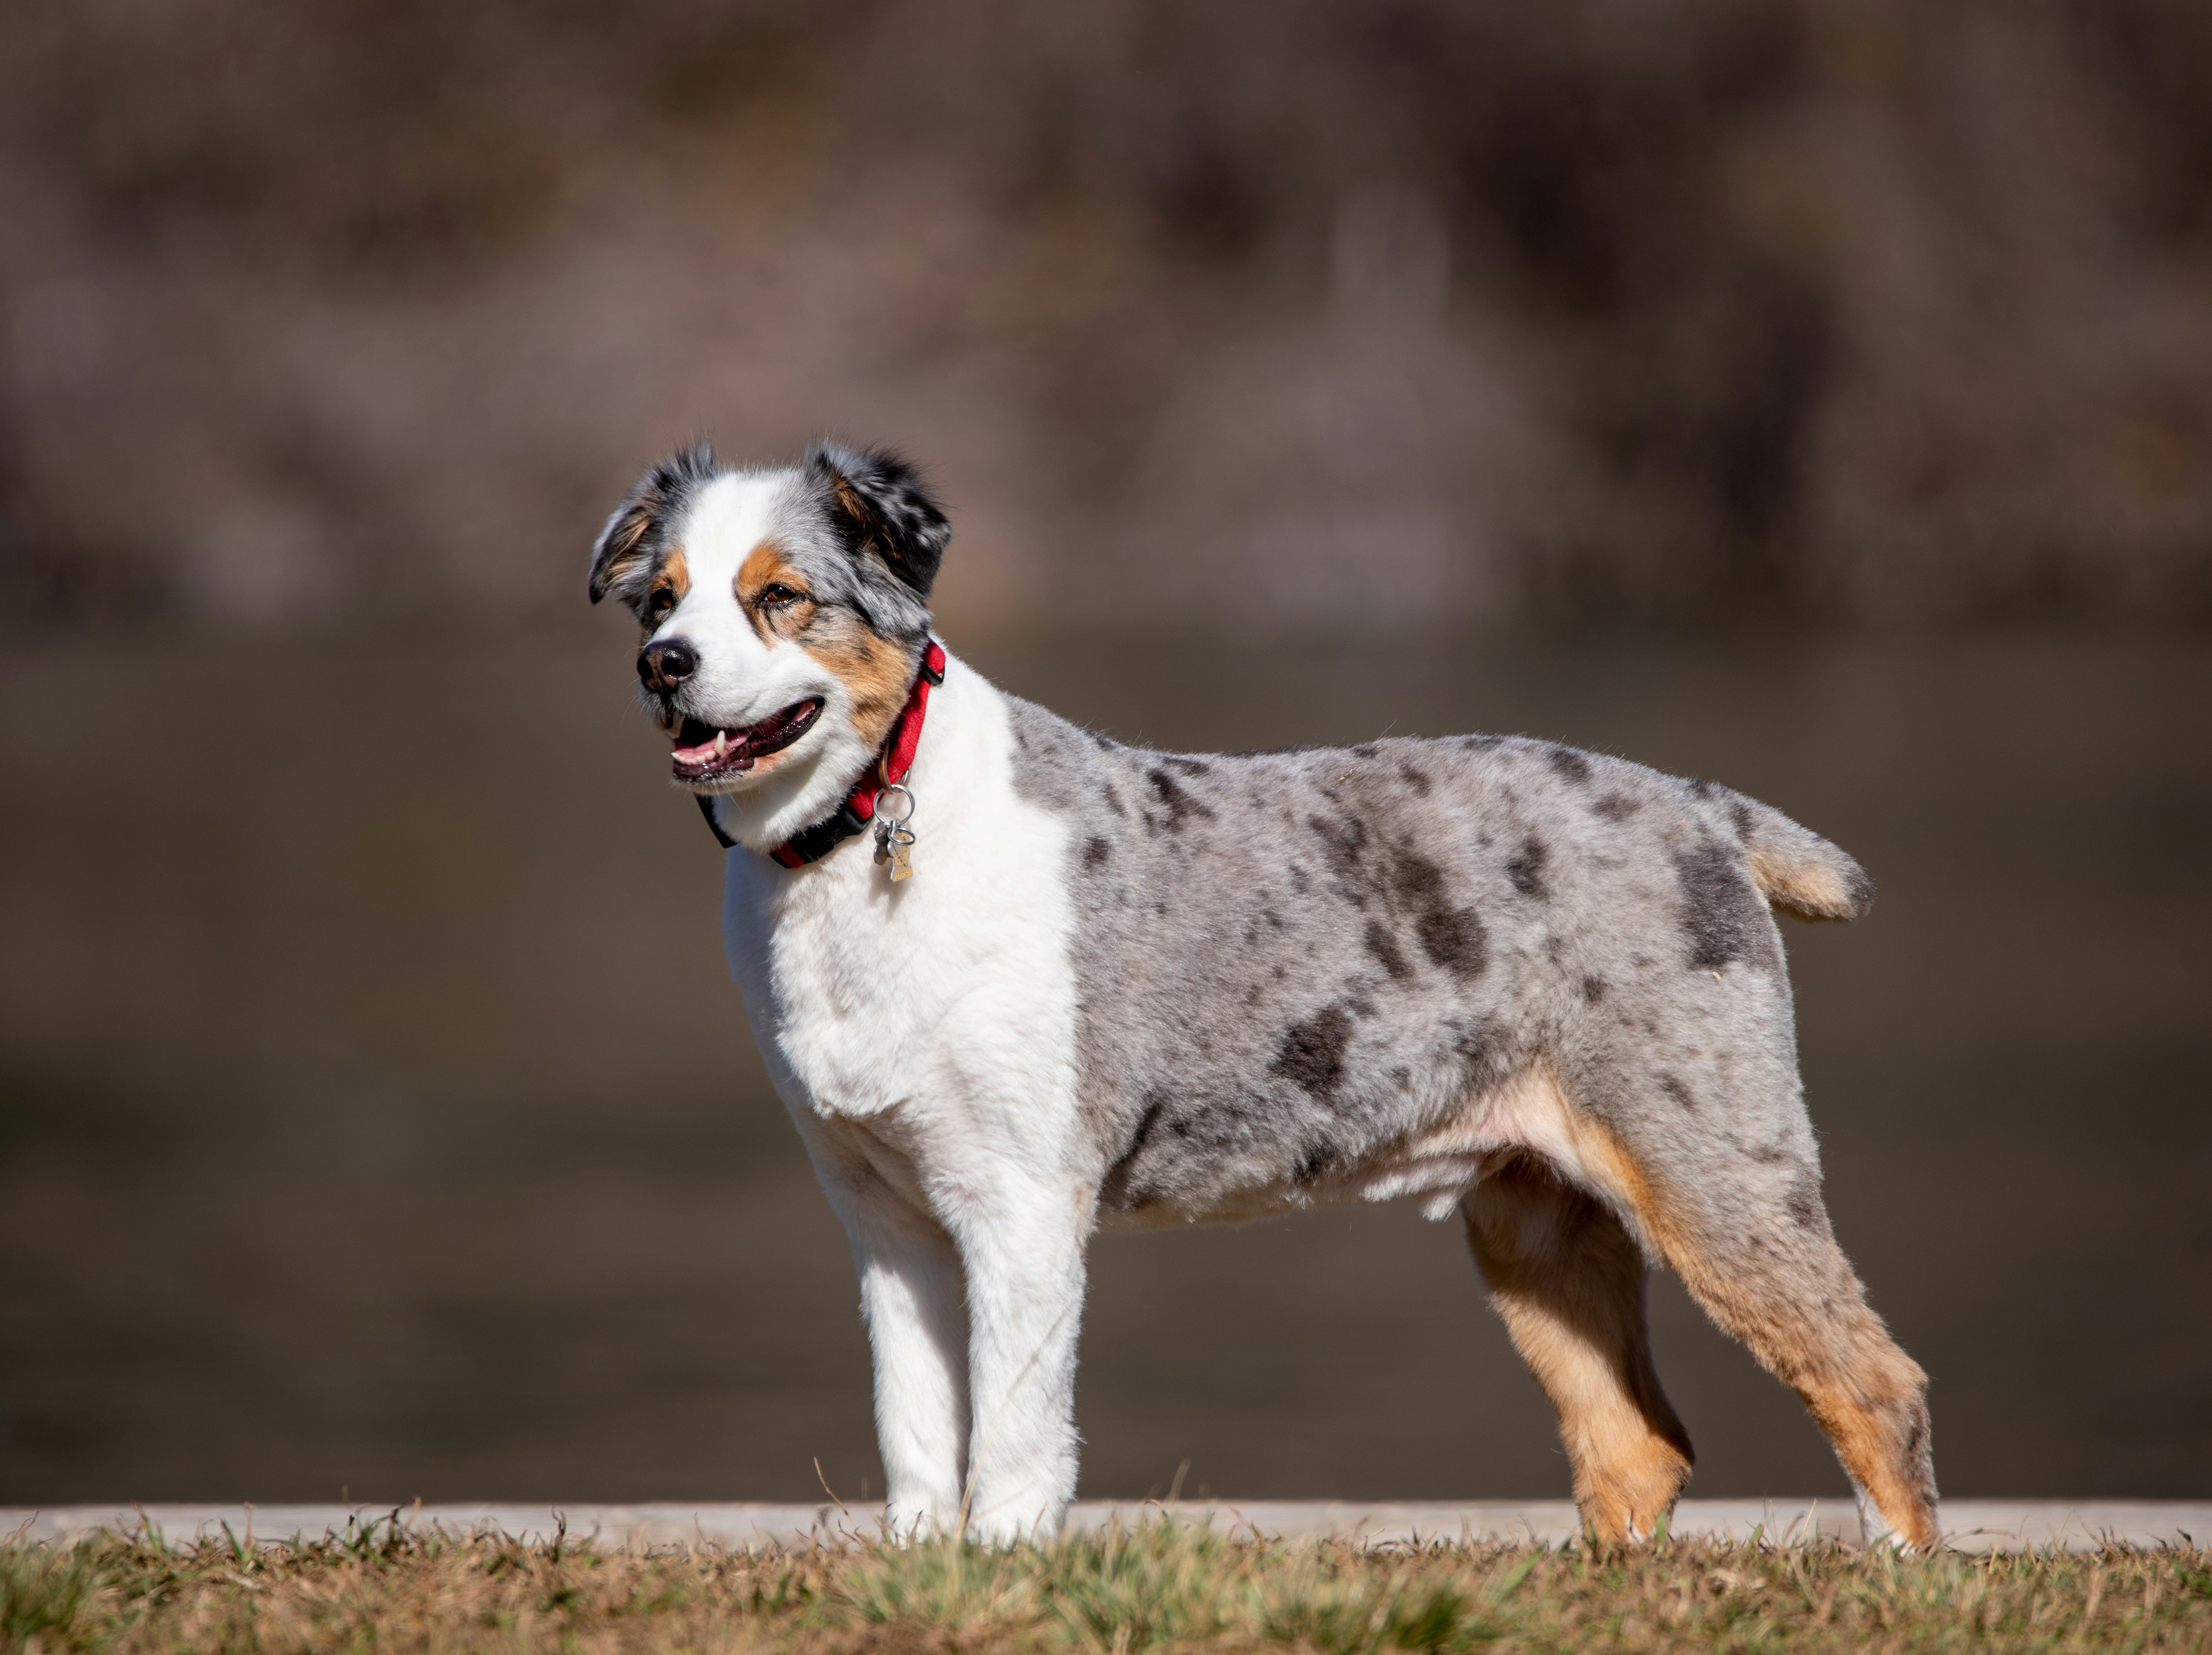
[717,675,1087,1156]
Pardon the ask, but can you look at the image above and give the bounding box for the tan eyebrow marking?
[645,545,691,615]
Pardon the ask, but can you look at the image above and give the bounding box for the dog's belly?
[1092,1062,1610,1233]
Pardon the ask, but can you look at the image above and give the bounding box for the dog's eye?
[759,583,804,607]
[647,590,675,619]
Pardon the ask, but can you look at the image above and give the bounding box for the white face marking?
[651,475,815,735]
[642,471,888,847]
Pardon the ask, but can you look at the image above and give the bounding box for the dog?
[586,439,1939,1549]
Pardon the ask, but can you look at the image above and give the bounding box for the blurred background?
[2,0,2208,1508]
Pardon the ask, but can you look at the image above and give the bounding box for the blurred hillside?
[4,0,2211,638]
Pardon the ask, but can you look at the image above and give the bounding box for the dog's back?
[1005,706,1863,1224]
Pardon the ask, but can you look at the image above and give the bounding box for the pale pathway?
[5,1502,2207,1554]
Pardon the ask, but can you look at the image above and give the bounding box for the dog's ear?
[805,440,950,599]
[589,440,719,604]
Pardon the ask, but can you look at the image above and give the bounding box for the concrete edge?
[4,1501,2208,1554]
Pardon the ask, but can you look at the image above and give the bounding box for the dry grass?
[5,1515,2210,1655]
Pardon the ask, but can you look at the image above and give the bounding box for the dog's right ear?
[588,441,720,604]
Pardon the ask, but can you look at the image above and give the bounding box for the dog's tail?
[1732,796,1875,922]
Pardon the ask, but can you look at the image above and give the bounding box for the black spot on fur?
[1292,1142,1332,1184]
[1580,975,1608,1003]
[1098,784,1125,817]
[1747,1141,1791,1164]
[1288,864,1311,894]
[1675,839,1776,971]
[1506,835,1550,899]
[1363,921,1413,982]
[1390,848,1445,907]
[1417,906,1488,978]
[1463,734,1501,749]
[1164,755,1211,775]
[1089,729,1117,751]
[1147,766,1215,834]
[1389,1066,1411,1089]
[1547,746,1593,784]
[1263,908,1285,930]
[1384,847,1487,978]
[1688,778,1718,799]
[1729,799,1754,840]
[1272,1005,1353,1099]
[1349,742,1380,758]
[1398,763,1432,796]
[1082,836,1111,871]
[1658,1074,1697,1111]
[1785,1170,1825,1228]
[1590,791,1640,822]
[1308,815,1371,904]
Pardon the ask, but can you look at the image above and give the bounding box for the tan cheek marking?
[734,539,913,749]
[800,610,914,754]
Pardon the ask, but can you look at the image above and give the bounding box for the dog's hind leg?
[1639,1157,1938,1549]
[1545,1055,1939,1551]
[1462,1155,1693,1543]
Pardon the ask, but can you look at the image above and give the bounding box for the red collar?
[695,639,946,866]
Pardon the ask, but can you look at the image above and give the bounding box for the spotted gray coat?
[1009,705,1844,1250]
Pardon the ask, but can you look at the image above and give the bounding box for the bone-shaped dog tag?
[886,825,915,881]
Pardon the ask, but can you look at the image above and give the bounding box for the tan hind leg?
[1463,1155,1693,1543]
[1653,1195,1938,1549]
[1517,1066,1940,1551]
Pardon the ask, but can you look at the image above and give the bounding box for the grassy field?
[4,1517,2210,1655]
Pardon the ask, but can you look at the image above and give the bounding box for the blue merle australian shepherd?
[585,440,1937,1548]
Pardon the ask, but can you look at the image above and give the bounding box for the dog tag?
[874,783,918,881]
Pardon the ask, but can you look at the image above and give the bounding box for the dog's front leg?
[826,1180,971,1538]
[948,1175,1089,1545]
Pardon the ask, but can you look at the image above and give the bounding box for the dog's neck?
[704,643,961,857]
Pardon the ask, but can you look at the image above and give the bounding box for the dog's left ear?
[806,440,951,599]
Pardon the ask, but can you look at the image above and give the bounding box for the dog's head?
[588,439,949,844]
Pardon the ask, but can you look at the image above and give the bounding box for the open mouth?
[670,698,823,784]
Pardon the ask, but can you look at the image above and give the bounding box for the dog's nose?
[638,638,697,693]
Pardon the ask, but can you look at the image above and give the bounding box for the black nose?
[638,638,697,693]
